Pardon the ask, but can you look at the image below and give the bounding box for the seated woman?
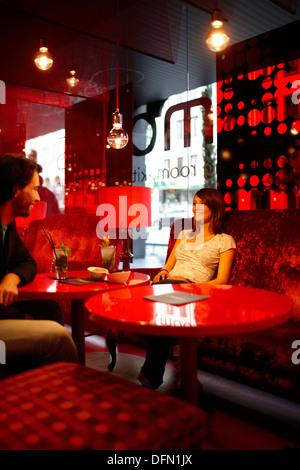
[138,187,236,389]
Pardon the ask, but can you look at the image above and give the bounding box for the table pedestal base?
[71,299,85,366]
[179,337,200,406]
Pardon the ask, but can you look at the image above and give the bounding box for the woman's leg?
[138,278,188,388]
[139,336,175,389]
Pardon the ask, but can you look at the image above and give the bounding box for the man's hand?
[0,273,21,306]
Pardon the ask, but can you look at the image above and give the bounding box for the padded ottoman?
[0,362,207,450]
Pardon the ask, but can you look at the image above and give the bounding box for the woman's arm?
[207,248,236,285]
[152,237,181,283]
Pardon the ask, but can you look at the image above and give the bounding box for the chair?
[0,362,207,450]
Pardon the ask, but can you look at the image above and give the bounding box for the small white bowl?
[88,267,108,281]
[106,271,131,284]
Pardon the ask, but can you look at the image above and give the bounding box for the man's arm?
[0,223,36,308]
[0,273,21,306]
[7,226,37,286]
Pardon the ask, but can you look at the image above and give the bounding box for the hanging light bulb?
[106,0,129,150]
[66,70,79,87]
[34,38,53,70]
[107,110,128,149]
[206,8,230,52]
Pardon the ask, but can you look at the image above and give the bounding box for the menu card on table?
[57,277,106,285]
[145,291,210,306]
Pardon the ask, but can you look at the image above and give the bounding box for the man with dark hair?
[0,154,78,374]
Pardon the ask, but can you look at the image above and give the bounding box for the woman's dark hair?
[193,188,225,234]
[0,154,39,205]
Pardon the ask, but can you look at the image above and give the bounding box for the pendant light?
[34,38,53,70]
[206,8,230,52]
[107,0,129,150]
[66,70,79,87]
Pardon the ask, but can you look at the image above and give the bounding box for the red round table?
[18,270,150,365]
[85,282,293,405]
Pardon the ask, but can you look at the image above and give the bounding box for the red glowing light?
[224,192,234,204]
[277,123,287,134]
[261,106,275,124]
[264,127,272,135]
[223,115,236,132]
[224,88,234,100]
[237,176,246,187]
[249,175,259,187]
[262,77,273,89]
[247,109,261,126]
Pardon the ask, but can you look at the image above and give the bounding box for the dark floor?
[82,330,300,451]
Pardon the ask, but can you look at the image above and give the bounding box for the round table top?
[18,271,150,301]
[85,283,293,337]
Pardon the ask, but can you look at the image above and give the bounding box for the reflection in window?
[177,119,183,140]
[191,116,198,137]
[178,157,183,172]
[164,158,170,170]
[131,83,217,269]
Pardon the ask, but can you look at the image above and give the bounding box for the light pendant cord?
[116,0,120,111]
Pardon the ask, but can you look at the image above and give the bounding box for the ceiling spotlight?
[66,70,79,87]
[206,8,230,52]
[34,38,53,71]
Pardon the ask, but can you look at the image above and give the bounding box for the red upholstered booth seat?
[196,209,300,402]
[24,213,123,273]
[0,362,207,450]
[23,213,123,329]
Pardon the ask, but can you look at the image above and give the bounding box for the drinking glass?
[101,246,116,271]
[54,248,68,280]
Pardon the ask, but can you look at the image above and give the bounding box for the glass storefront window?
[25,129,65,213]
[132,83,217,268]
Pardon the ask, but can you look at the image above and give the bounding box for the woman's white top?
[169,230,236,283]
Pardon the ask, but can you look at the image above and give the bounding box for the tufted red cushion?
[197,320,300,403]
[195,208,300,401]
[0,362,207,450]
[222,209,300,320]
[25,214,123,274]
[166,210,300,318]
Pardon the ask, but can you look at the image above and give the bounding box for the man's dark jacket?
[0,219,37,317]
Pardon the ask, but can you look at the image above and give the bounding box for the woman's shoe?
[137,372,161,390]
